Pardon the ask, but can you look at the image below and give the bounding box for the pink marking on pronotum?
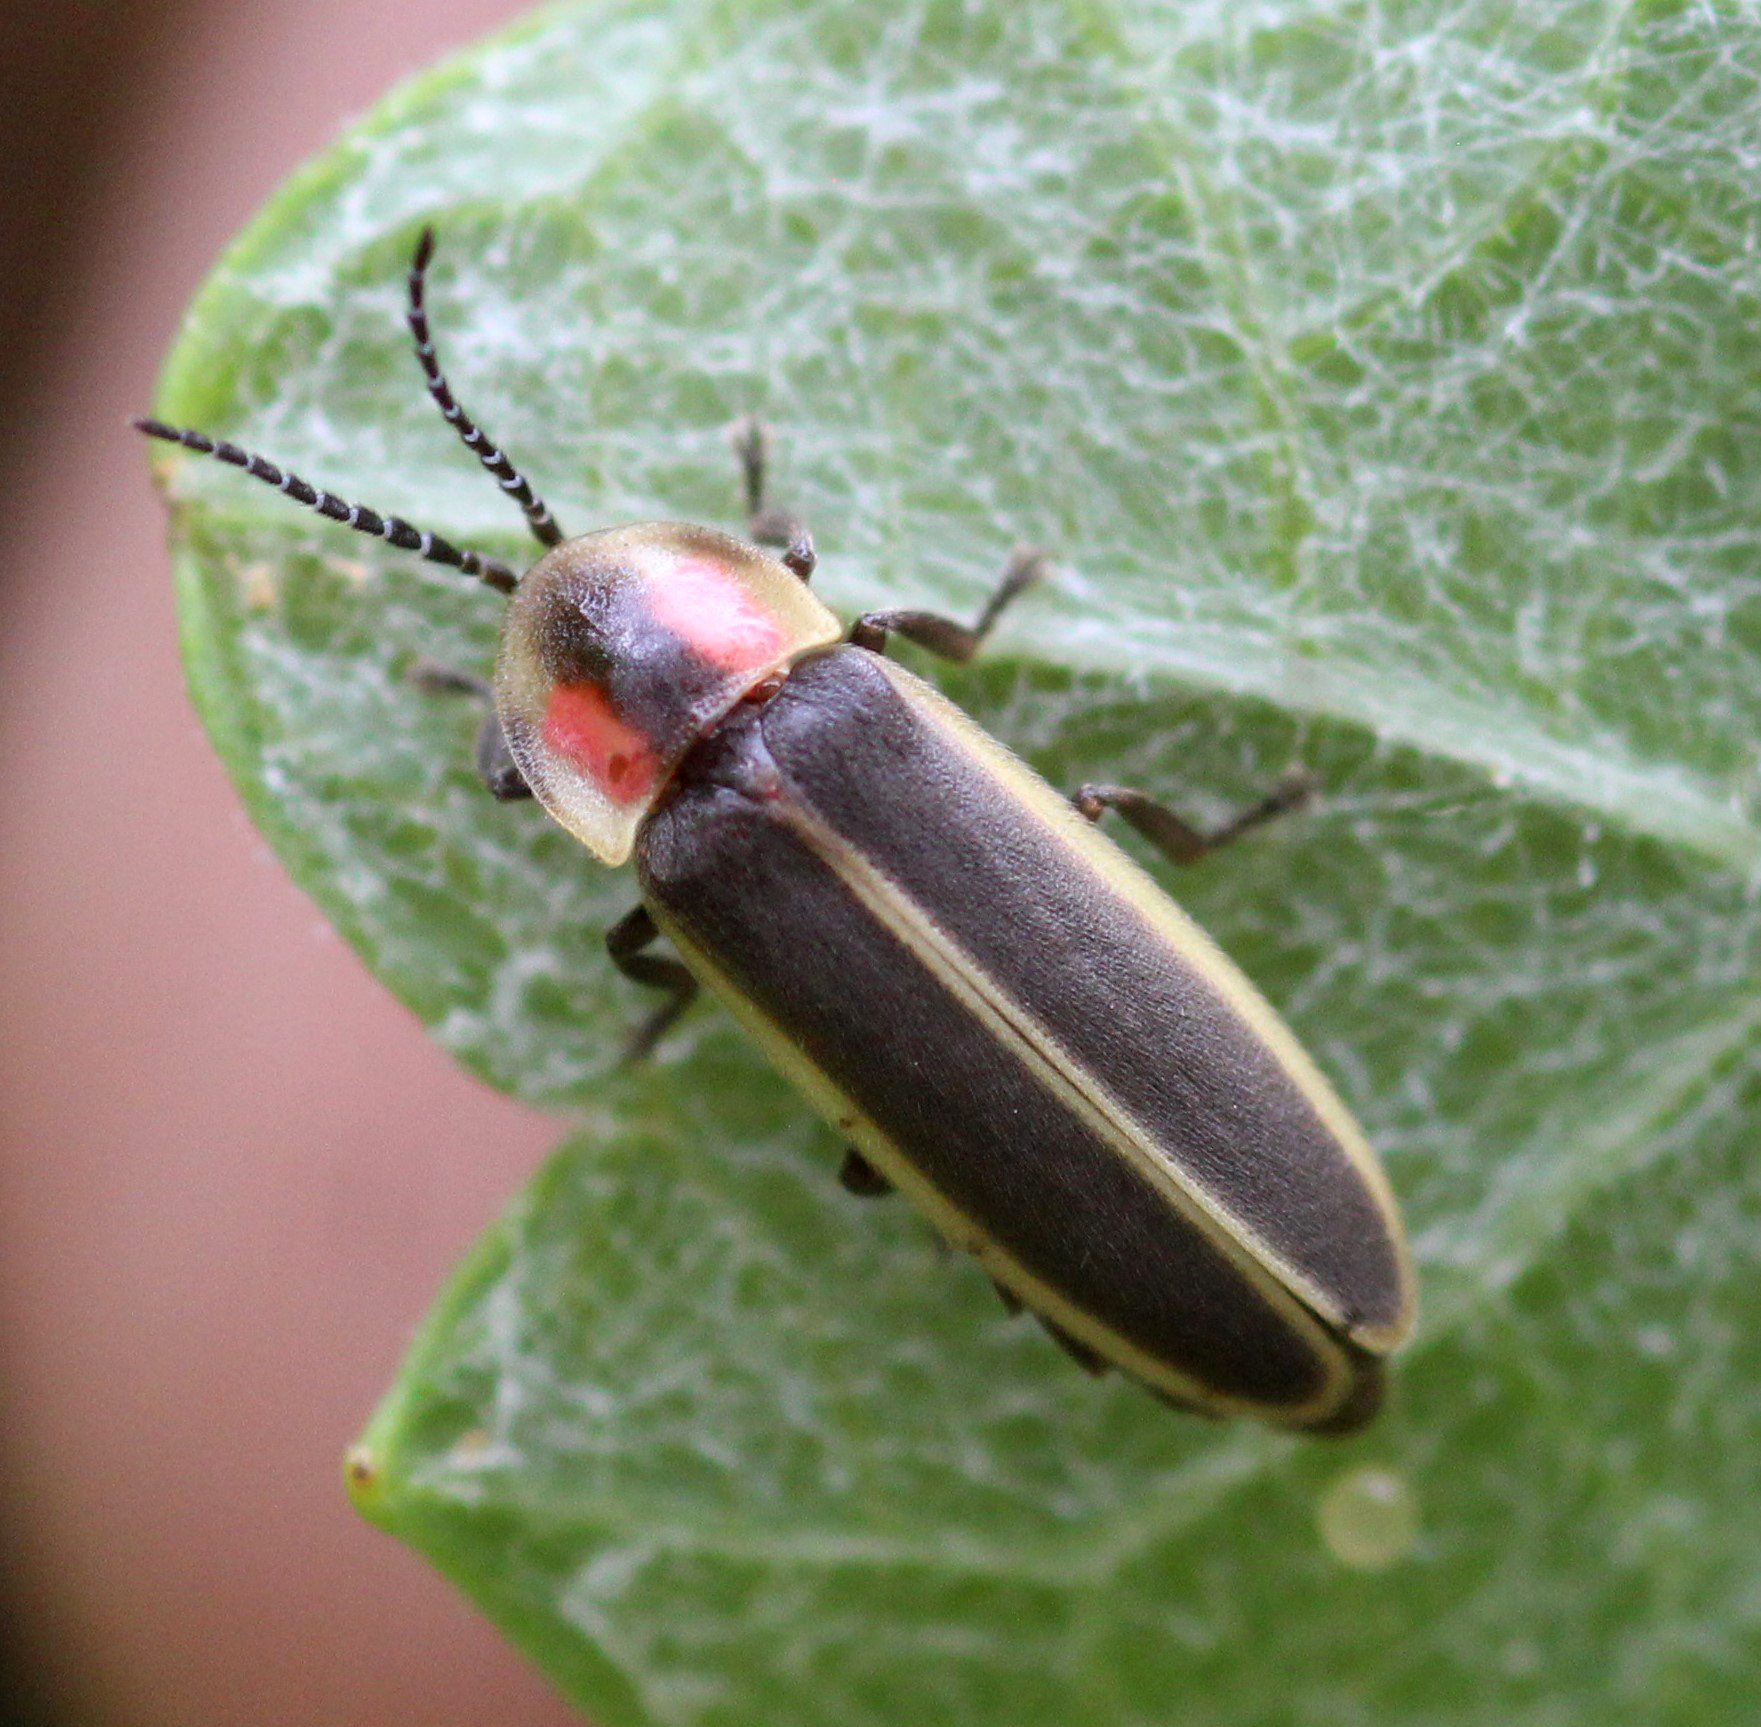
[646,557,787,674]
[542,682,658,806]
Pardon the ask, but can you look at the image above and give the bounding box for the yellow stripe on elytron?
[866,655,1417,1353]
[777,799,1355,1374]
[646,907,1352,1426]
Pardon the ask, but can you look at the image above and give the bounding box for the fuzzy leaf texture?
[147,2,1761,1723]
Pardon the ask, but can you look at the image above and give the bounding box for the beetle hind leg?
[850,546,1047,662]
[1034,1313,1111,1377]
[1001,1287,1130,1381]
[1072,767,1314,866]
[837,1148,894,1197]
[728,416,816,582]
[1147,1385,1225,1422]
[988,1277,1025,1316]
[408,661,532,801]
[606,905,700,1061]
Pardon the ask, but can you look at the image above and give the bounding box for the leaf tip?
[343,1443,383,1510]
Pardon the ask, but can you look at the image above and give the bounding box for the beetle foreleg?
[471,714,533,803]
[848,546,1046,661]
[606,904,700,1061]
[408,662,533,801]
[728,416,816,582]
[1072,767,1314,866]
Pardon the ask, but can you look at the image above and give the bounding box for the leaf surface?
[152,2,1761,1721]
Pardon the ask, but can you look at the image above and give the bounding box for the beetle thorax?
[494,522,841,864]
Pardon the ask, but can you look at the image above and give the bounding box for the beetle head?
[495,522,841,863]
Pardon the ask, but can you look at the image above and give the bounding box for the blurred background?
[0,5,581,1722]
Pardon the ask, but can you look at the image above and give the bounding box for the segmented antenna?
[407,228,564,549]
[134,419,520,594]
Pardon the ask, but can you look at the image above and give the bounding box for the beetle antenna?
[407,227,564,550]
[134,418,520,595]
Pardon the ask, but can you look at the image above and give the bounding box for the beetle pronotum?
[141,229,1414,1433]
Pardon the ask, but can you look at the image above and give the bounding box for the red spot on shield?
[647,558,786,673]
[542,682,658,806]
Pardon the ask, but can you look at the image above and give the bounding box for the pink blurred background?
[0,5,581,1723]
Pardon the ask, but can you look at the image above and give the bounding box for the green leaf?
[150,1,1761,1721]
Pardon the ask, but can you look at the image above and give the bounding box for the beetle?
[140,228,1414,1433]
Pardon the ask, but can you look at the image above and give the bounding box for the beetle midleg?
[606,904,700,1061]
[837,1147,894,1197]
[848,546,1047,662]
[727,416,816,582]
[1071,767,1314,866]
[848,545,1042,661]
[407,661,533,801]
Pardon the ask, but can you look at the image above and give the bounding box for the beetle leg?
[848,546,1047,661]
[606,904,700,1061]
[837,1147,894,1197]
[1035,1314,1110,1377]
[989,1277,1025,1317]
[1148,1386,1224,1421]
[1072,767,1314,865]
[408,661,533,801]
[728,416,817,583]
[470,712,534,802]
